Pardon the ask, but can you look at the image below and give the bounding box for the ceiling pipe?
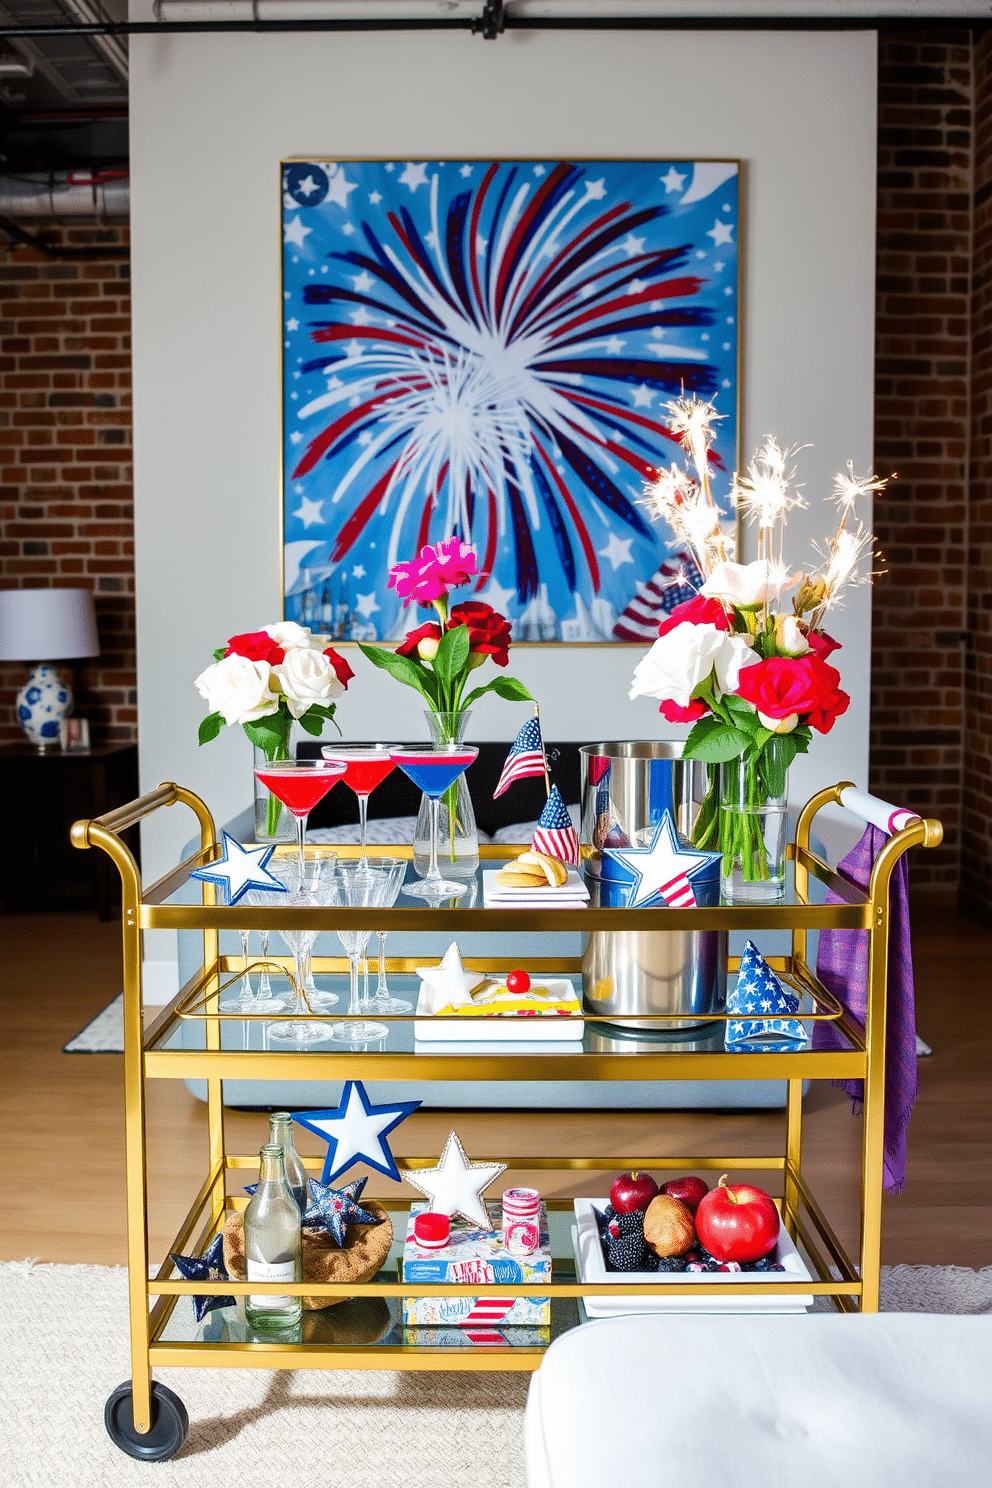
[0,173,129,219]
[57,0,129,81]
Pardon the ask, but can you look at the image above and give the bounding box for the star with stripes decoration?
[531,785,579,866]
[292,1080,421,1185]
[189,831,288,906]
[168,1234,236,1322]
[603,810,719,908]
[493,715,546,798]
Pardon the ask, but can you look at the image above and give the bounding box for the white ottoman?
[525,1313,991,1488]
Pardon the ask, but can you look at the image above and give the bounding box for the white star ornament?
[603,812,720,909]
[405,1131,506,1229]
[417,941,486,1011]
[190,833,288,907]
[283,215,312,250]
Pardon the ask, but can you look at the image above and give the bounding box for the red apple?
[662,1176,709,1213]
[695,1174,780,1262]
[609,1171,659,1214]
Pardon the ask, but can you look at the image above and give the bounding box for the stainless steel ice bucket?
[579,741,726,1031]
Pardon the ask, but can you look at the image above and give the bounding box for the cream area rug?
[2,1261,989,1488]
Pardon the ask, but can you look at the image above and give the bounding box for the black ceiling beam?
[0,15,989,41]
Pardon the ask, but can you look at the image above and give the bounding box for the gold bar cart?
[72,780,941,1461]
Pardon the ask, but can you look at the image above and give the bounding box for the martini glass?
[320,744,397,872]
[327,867,390,1045]
[266,854,337,1046]
[388,746,479,899]
[253,757,346,882]
[365,857,414,1014]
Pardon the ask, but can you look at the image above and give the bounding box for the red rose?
[735,654,849,732]
[396,622,442,659]
[806,629,841,662]
[658,595,730,637]
[660,698,707,723]
[449,601,512,667]
[322,646,354,688]
[225,630,285,665]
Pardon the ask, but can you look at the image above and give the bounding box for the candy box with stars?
[401,1202,551,1327]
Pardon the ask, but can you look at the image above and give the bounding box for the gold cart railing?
[71,780,941,1446]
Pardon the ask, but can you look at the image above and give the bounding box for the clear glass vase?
[253,724,300,845]
[718,739,790,903]
[413,710,479,879]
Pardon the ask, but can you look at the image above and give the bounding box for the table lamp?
[0,587,100,750]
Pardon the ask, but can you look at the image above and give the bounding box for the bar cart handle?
[837,786,921,838]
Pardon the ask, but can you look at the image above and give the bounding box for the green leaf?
[462,675,535,709]
[212,646,227,662]
[197,711,223,746]
[682,722,751,764]
[358,642,436,703]
[297,711,325,737]
[722,694,757,716]
[243,715,291,756]
[433,623,471,692]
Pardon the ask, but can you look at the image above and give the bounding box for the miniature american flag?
[531,786,579,867]
[494,716,546,798]
[612,549,704,642]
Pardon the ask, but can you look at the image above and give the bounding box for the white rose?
[759,710,799,735]
[700,560,796,608]
[194,654,280,726]
[773,613,811,657]
[713,634,762,697]
[629,622,728,709]
[264,620,325,652]
[272,646,345,719]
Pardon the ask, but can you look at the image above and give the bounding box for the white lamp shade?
[0,587,100,662]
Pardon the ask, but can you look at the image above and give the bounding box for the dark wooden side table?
[0,742,139,919]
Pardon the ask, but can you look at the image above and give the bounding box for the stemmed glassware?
[327,864,390,1045]
[266,853,337,1046]
[363,856,414,1015]
[253,757,346,881]
[320,745,397,873]
[388,746,478,899]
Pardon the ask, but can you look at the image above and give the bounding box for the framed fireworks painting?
[281,157,740,644]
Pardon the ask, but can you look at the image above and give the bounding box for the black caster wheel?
[105,1380,189,1462]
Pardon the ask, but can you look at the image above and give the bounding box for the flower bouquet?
[358,537,534,869]
[631,397,882,898]
[195,622,354,839]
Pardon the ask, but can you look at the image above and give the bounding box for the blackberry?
[654,1254,688,1273]
[770,1263,786,1272]
[696,1245,716,1263]
[603,1204,616,1221]
[704,1260,720,1272]
[606,1233,647,1272]
[751,1256,771,1272]
[614,1211,645,1238]
[641,1251,662,1272]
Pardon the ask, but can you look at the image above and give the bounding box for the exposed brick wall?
[964,32,992,921]
[871,31,973,900]
[0,224,135,747]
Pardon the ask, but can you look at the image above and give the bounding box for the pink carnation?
[388,537,480,608]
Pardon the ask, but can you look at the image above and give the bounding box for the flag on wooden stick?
[494,716,547,798]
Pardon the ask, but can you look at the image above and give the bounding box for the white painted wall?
[129,17,877,895]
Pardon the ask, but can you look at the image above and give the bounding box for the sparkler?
[642,394,729,572]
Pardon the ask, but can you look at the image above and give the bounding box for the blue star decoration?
[169,1233,236,1322]
[603,811,721,908]
[292,1081,421,1185]
[242,1174,381,1248]
[190,832,289,906]
[726,940,807,1052]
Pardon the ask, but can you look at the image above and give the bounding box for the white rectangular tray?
[573,1197,814,1315]
[482,868,589,907]
[415,976,585,1042]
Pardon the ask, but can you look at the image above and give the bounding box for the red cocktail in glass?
[253,758,346,881]
[320,745,397,871]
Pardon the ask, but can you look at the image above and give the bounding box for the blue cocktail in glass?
[388,746,479,899]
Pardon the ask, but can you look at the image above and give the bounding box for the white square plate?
[482,868,589,907]
[415,977,585,1042]
[573,1197,814,1315]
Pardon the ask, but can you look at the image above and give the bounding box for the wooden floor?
[1,906,989,1269]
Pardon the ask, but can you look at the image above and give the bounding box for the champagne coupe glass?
[365,857,414,1014]
[253,757,346,882]
[320,744,397,873]
[327,866,390,1045]
[267,854,336,1045]
[388,746,478,899]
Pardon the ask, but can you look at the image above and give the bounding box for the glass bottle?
[269,1112,309,1214]
[244,1144,302,1329]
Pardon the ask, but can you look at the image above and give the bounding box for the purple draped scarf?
[812,825,917,1194]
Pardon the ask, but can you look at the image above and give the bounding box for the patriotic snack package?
[401,1202,551,1327]
[403,1325,551,1349]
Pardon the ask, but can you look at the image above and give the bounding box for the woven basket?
[222,1202,393,1311]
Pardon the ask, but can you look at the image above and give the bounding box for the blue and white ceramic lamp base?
[16,663,73,749]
